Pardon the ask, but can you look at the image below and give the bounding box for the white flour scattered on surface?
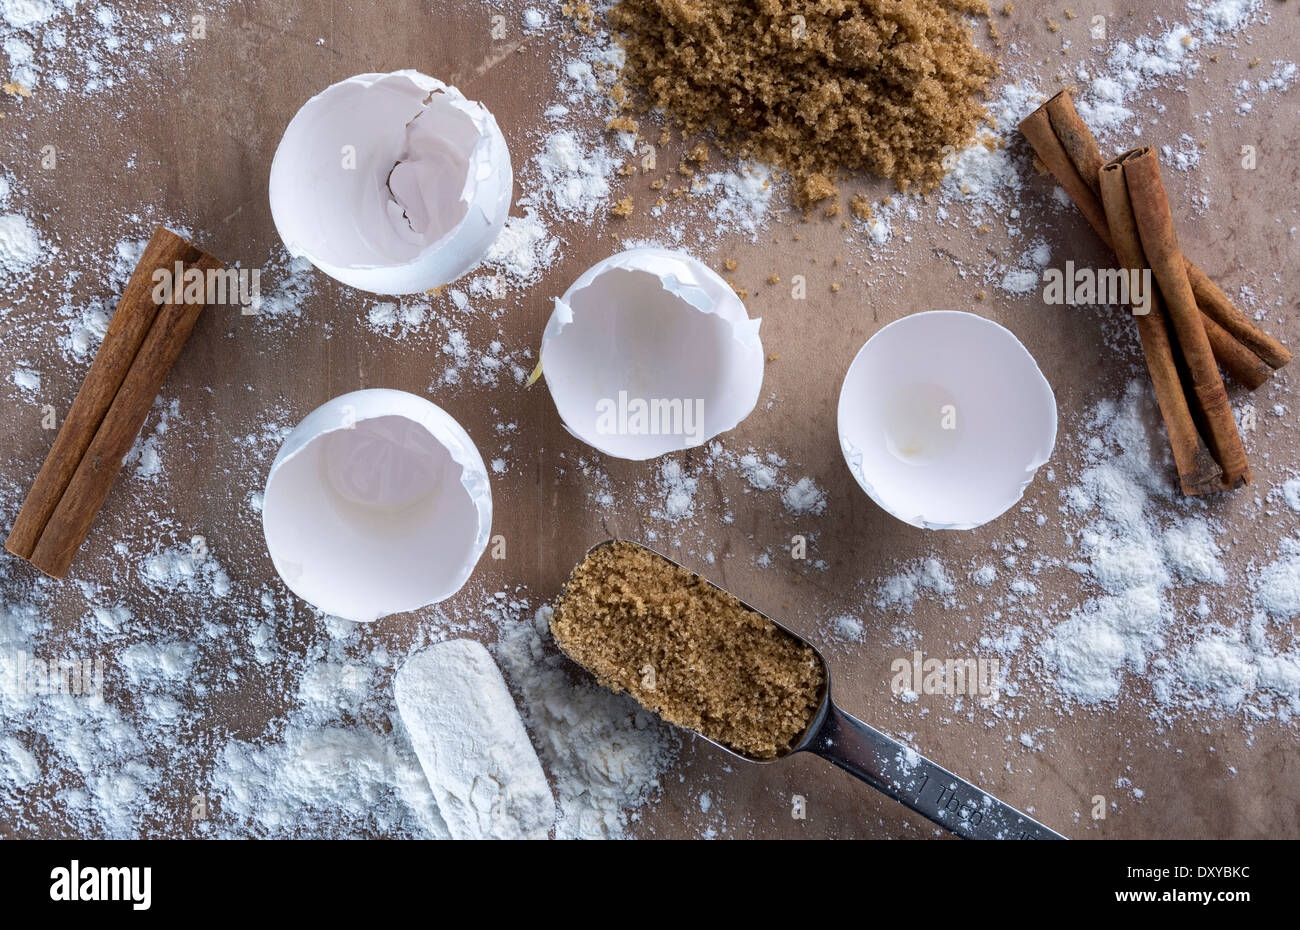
[1,0,221,93]
[1074,0,1266,136]
[494,603,677,840]
[865,381,1300,721]
[737,451,781,490]
[829,614,865,644]
[122,397,179,481]
[781,476,827,516]
[877,559,957,612]
[530,129,616,219]
[7,366,38,395]
[652,459,698,522]
[366,299,427,338]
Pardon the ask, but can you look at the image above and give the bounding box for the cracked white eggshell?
[837,311,1056,530]
[539,248,764,460]
[262,389,492,622]
[268,70,512,295]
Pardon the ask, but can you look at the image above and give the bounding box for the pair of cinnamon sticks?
[5,227,223,578]
[1020,89,1289,494]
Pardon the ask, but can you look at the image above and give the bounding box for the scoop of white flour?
[393,639,555,839]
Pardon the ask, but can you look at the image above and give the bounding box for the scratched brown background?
[1,0,1298,838]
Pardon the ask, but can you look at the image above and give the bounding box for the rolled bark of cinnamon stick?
[10,231,223,578]
[1185,263,1292,370]
[5,227,210,562]
[1020,89,1290,386]
[1020,105,1113,249]
[1099,163,1222,494]
[1201,312,1273,391]
[1115,146,1250,490]
[1045,92,1107,199]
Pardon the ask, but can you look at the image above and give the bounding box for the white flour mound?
[394,639,555,840]
[0,213,41,278]
[494,605,677,839]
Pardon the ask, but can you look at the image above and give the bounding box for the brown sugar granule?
[608,0,997,210]
[607,116,639,133]
[800,172,837,208]
[551,542,826,760]
[611,196,636,217]
[724,257,739,271]
[562,1,596,34]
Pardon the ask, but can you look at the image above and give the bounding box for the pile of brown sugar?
[606,0,998,210]
[551,541,826,760]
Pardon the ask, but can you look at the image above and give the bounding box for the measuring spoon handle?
[807,701,1066,840]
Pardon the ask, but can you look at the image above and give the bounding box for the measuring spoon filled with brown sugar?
[551,540,1066,840]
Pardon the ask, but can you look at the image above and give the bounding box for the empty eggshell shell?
[262,389,492,622]
[837,311,1056,530]
[539,248,764,460]
[268,70,512,295]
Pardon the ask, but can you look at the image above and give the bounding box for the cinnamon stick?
[1045,91,1106,200]
[1019,104,1113,249]
[8,231,223,578]
[1185,262,1291,370]
[1098,162,1222,494]
[1115,146,1250,489]
[1020,89,1289,386]
[6,228,210,562]
[1201,312,1273,391]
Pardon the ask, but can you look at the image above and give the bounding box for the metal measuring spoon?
[564,540,1066,840]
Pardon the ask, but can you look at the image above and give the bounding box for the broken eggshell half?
[262,389,492,623]
[539,248,764,460]
[837,311,1056,530]
[268,70,512,295]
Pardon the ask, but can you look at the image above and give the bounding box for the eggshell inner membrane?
[385,100,474,245]
[545,267,755,459]
[838,311,1056,529]
[270,73,481,270]
[264,414,482,620]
